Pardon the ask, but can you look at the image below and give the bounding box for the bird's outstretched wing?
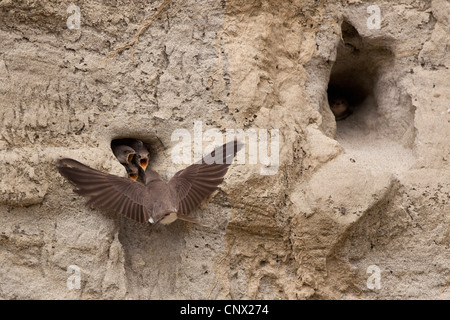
[57,158,150,223]
[168,140,243,215]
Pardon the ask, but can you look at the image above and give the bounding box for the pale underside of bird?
[57,140,242,225]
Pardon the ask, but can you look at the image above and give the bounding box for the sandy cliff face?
[0,0,449,299]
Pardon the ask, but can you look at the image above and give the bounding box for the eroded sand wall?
[0,0,449,299]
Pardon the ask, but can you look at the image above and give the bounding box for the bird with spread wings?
[57,140,242,225]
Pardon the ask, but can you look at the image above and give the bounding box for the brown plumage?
[57,140,243,225]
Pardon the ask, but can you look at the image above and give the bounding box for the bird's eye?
[127,154,135,163]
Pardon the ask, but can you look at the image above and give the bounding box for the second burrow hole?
[323,20,415,149]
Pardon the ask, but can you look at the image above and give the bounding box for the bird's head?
[113,145,136,165]
[129,140,150,171]
[125,163,140,181]
[136,152,149,171]
[149,202,178,225]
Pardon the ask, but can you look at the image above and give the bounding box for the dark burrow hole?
[110,136,164,165]
[327,21,393,125]
[328,20,417,145]
[320,19,417,165]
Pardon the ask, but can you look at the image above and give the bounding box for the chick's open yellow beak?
[139,157,149,170]
[126,153,135,164]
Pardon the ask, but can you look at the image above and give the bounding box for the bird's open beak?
[129,173,138,181]
[139,157,149,171]
[126,153,135,164]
